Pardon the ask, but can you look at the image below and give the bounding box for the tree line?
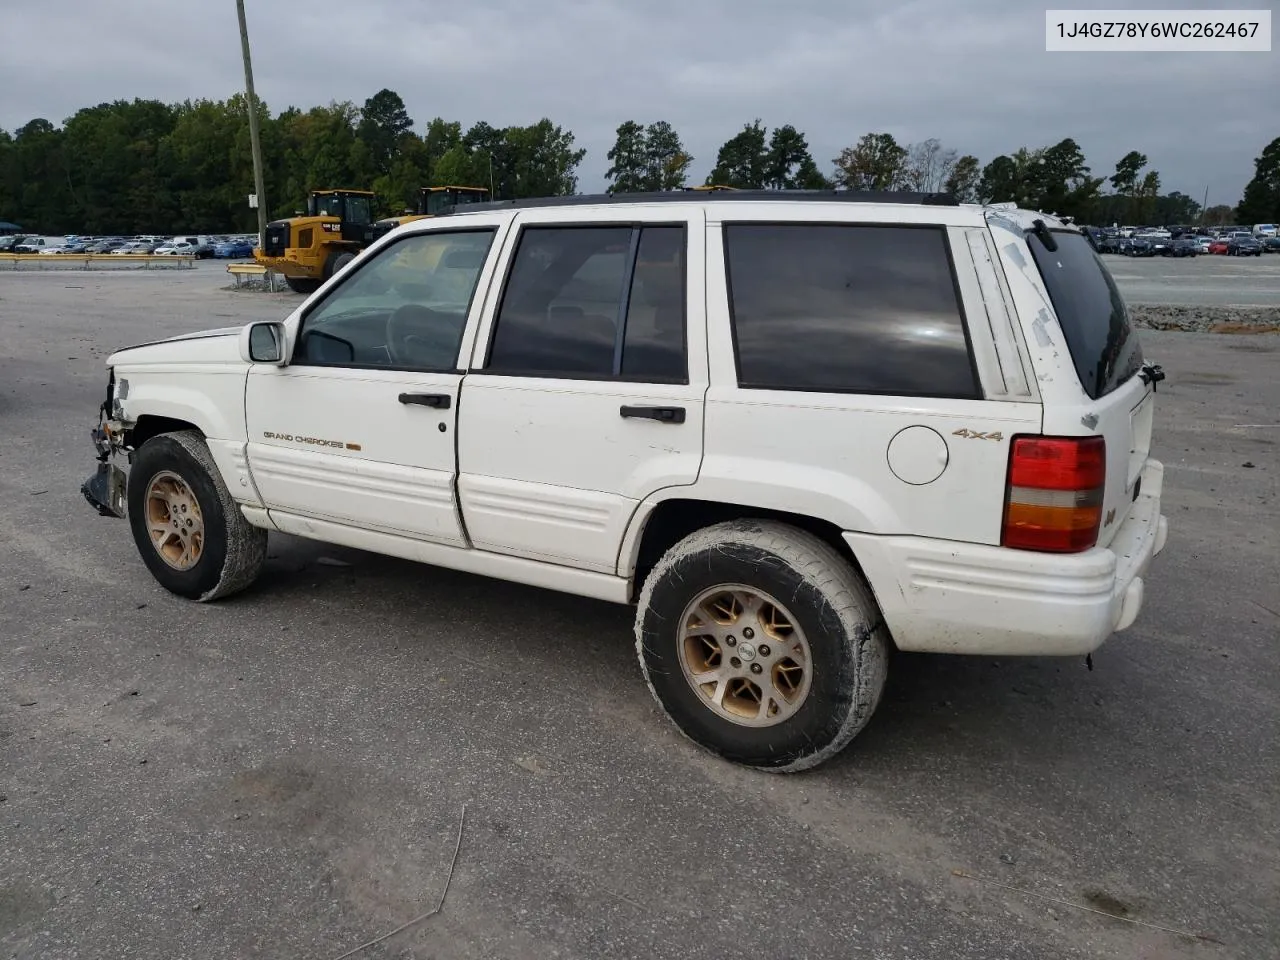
[1,87,1275,234]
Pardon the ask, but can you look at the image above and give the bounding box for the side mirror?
[240,321,288,366]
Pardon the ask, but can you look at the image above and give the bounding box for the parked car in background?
[1124,236,1156,256]
[1228,236,1263,257]
[85,239,128,254]
[1194,237,1213,254]
[0,235,27,252]
[1261,236,1280,253]
[153,241,199,256]
[13,237,62,253]
[112,241,158,255]
[1163,237,1199,257]
[1252,224,1277,238]
[213,238,256,258]
[1207,238,1230,254]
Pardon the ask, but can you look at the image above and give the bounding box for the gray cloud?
[3,0,1274,207]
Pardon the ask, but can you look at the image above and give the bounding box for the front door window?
[295,229,496,371]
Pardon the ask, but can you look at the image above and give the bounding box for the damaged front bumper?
[81,423,128,518]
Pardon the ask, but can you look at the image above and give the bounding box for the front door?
[457,208,707,574]
[246,225,504,545]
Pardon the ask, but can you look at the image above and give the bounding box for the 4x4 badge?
[952,428,1003,441]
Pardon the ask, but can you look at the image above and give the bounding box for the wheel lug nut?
[750,663,763,675]
[725,636,737,647]
[743,628,754,640]
[759,644,771,657]
[730,656,742,669]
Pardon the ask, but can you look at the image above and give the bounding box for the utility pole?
[236,0,268,247]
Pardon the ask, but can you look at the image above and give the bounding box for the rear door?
[456,206,707,574]
[1002,223,1153,545]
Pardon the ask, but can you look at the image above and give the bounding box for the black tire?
[285,276,320,294]
[324,249,356,279]
[126,430,267,601]
[635,519,889,773]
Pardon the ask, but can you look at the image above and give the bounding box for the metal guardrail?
[0,253,198,270]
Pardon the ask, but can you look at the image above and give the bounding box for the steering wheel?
[385,303,462,368]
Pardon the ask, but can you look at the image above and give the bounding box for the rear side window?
[723,224,978,397]
[1027,230,1142,400]
[486,225,687,382]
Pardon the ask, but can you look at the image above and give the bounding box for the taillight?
[1002,436,1106,553]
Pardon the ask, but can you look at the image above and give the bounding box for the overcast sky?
[3,0,1274,207]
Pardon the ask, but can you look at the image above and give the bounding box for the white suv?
[81,191,1169,772]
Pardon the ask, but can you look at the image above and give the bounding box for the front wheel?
[285,276,321,294]
[126,431,267,601]
[635,520,889,772]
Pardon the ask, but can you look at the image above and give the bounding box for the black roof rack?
[437,189,959,215]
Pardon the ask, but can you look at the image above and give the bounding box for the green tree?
[1201,203,1235,226]
[642,121,691,190]
[1236,136,1280,225]
[978,154,1018,203]
[945,154,981,202]
[1134,170,1161,223]
[832,133,907,190]
[765,124,827,189]
[707,120,768,188]
[1109,150,1147,194]
[357,89,413,176]
[1153,191,1201,225]
[1027,138,1101,220]
[509,118,588,197]
[605,120,648,193]
[422,118,463,180]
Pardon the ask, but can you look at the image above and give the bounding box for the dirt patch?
[1131,304,1280,334]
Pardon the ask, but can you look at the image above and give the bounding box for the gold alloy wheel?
[143,471,205,571]
[677,585,813,727]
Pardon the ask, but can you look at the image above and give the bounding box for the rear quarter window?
[1027,230,1143,400]
[723,223,978,398]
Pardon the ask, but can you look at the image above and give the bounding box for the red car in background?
[1208,238,1230,254]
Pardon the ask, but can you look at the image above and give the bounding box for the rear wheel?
[127,431,267,601]
[285,276,320,294]
[635,520,889,772]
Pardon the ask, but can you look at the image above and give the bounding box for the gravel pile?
[1130,304,1280,334]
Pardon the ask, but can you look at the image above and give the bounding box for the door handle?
[619,405,685,423]
[398,392,452,409]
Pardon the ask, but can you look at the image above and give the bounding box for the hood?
[107,325,245,367]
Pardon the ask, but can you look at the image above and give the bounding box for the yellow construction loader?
[254,189,377,293]
[372,186,491,240]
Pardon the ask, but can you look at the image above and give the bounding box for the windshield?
[313,195,343,218]
[1027,230,1143,400]
[424,190,488,215]
[345,195,372,224]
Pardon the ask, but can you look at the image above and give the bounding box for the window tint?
[486,225,687,381]
[724,224,978,397]
[1027,230,1142,400]
[296,229,494,371]
[622,227,686,380]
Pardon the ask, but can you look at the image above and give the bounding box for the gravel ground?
[1,267,1278,960]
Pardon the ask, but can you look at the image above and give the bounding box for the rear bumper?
[846,459,1168,656]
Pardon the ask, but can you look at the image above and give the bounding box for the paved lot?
[2,268,1278,960]
[1103,252,1280,307]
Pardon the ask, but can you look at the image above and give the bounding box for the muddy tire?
[285,276,320,294]
[126,430,267,601]
[635,520,889,773]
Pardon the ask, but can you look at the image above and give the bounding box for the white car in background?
[153,241,198,256]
